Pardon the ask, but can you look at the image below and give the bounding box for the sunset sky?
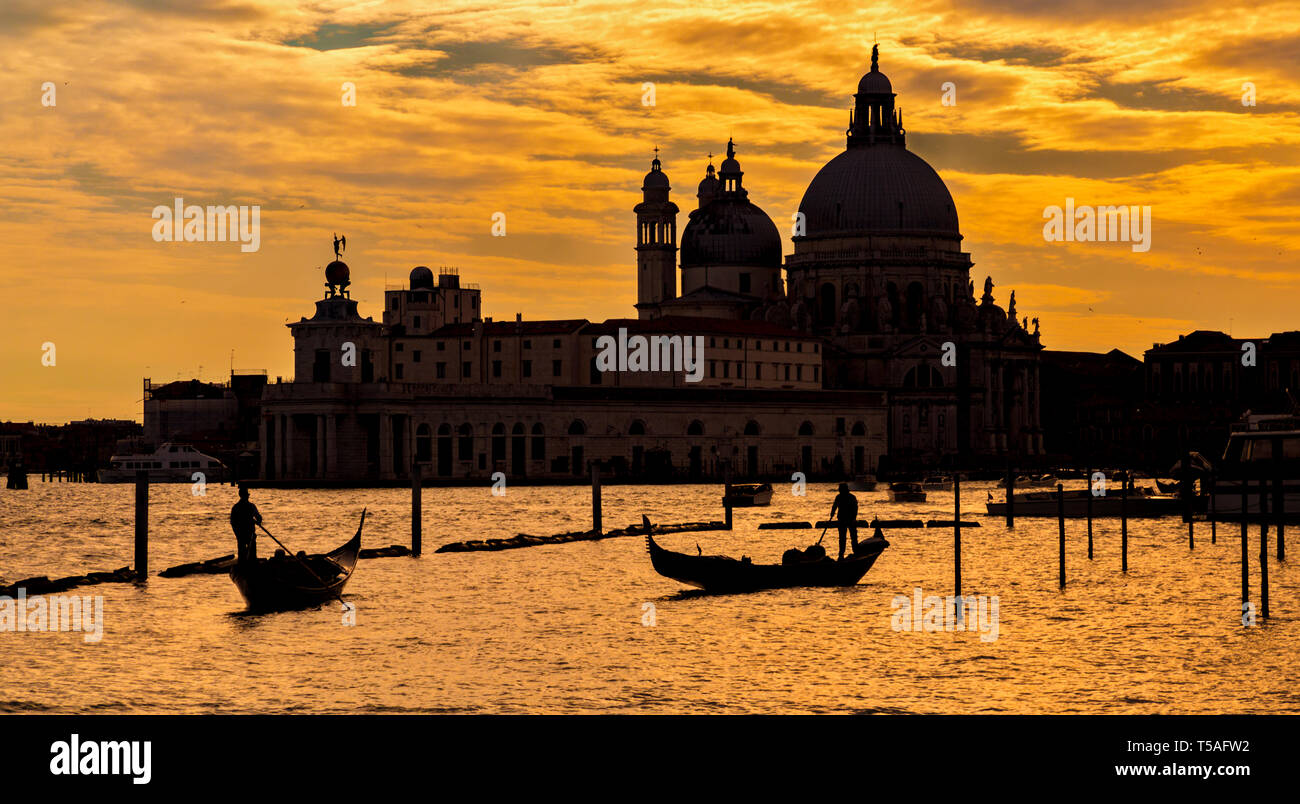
[2,0,1298,423]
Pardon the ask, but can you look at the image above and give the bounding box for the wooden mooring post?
[1209,470,1217,544]
[1184,451,1194,550]
[1005,463,1015,529]
[1273,441,1285,561]
[1240,477,1250,621]
[954,475,962,598]
[1260,479,1270,619]
[1120,478,1128,573]
[1057,483,1066,589]
[1086,467,1094,559]
[591,461,602,534]
[134,470,149,581]
[411,464,422,557]
[723,465,733,530]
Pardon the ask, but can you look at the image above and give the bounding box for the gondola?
[230,509,365,612]
[645,532,889,594]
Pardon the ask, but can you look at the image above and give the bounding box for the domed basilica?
[634,46,1044,462]
[260,46,1043,485]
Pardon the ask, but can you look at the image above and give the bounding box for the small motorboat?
[230,510,364,612]
[996,473,1058,489]
[920,475,952,491]
[846,474,878,491]
[722,482,773,507]
[645,532,889,593]
[888,482,926,502]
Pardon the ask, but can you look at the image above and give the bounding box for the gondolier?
[829,483,859,560]
[230,485,263,567]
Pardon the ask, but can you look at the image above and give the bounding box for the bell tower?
[634,152,679,320]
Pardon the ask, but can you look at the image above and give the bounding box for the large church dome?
[680,199,782,267]
[798,145,959,238]
[795,44,961,242]
[680,139,781,269]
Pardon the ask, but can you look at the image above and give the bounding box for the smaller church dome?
[642,156,670,189]
[410,265,434,289]
[858,70,892,94]
[857,44,893,94]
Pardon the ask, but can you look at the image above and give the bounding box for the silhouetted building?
[1040,349,1143,464]
[259,47,1043,482]
[1138,330,1300,465]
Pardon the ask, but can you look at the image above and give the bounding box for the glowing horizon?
[3,0,1299,423]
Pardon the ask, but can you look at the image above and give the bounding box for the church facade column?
[316,414,327,478]
[379,413,394,480]
[326,414,339,476]
[283,413,295,479]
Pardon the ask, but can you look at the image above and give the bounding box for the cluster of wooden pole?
[982,459,1283,625]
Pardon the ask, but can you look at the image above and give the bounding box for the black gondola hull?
[230,511,364,612]
[646,533,889,593]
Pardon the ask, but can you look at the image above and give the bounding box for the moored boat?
[99,442,228,483]
[230,510,364,612]
[645,532,889,593]
[722,482,773,507]
[920,475,952,491]
[996,473,1058,489]
[1211,415,1300,519]
[888,481,926,502]
[986,487,1188,518]
[846,474,878,491]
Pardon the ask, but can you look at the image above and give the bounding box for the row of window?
[412,419,869,440]
[394,360,564,380]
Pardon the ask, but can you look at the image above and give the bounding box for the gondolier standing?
[829,483,860,561]
[230,485,263,567]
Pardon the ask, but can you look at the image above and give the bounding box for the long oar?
[257,522,348,607]
[816,504,835,545]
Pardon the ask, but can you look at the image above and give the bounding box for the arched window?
[457,423,473,461]
[531,423,545,461]
[568,420,587,436]
[798,421,814,437]
[851,421,866,436]
[687,420,705,436]
[819,283,836,326]
[744,420,761,436]
[415,423,432,462]
[629,420,646,436]
[491,423,506,462]
[905,282,924,329]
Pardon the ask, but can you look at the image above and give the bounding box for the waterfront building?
[259,47,1042,483]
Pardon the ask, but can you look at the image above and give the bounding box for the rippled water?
[1,478,1296,714]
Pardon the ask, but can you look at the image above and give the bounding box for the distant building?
[1040,349,1143,465]
[144,372,267,446]
[1139,330,1300,465]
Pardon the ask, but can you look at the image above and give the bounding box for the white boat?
[1211,414,1300,519]
[920,475,952,491]
[99,443,229,483]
